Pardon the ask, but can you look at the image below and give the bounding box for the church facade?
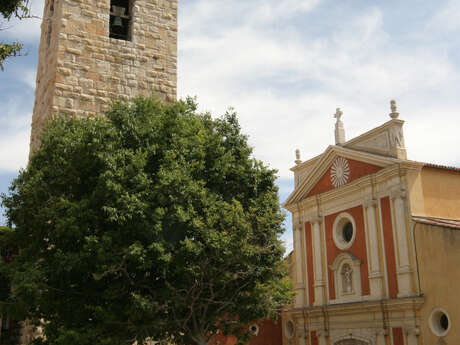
[282,105,460,345]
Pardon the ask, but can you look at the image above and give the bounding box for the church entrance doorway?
[334,339,368,345]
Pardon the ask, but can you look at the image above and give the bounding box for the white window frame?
[332,212,356,250]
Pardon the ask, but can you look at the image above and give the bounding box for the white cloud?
[0,128,30,173]
[22,68,37,89]
[179,2,460,182]
[0,98,31,172]
[246,0,319,25]
[180,0,319,33]
[428,0,460,32]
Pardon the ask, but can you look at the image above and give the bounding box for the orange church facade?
[281,103,460,345]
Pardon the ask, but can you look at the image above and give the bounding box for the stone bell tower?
[30,0,178,152]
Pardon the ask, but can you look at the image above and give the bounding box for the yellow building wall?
[415,222,460,345]
[406,169,426,217]
[419,168,460,219]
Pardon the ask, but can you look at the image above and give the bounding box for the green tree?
[0,0,30,70]
[1,96,293,345]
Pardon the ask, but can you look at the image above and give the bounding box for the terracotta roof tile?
[407,161,460,172]
[412,216,460,230]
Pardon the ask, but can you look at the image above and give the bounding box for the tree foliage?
[1,96,293,345]
[0,0,30,70]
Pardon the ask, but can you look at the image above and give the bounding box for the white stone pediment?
[351,131,391,154]
[284,146,400,209]
[343,119,406,159]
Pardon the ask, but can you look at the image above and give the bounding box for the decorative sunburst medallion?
[330,157,350,188]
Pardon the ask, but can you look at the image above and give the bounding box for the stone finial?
[295,149,302,165]
[334,107,346,145]
[334,108,343,120]
[390,99,399,119]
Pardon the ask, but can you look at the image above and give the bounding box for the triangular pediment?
[306,157,382,197]
[343,119,407,159]
[284,146,401,208]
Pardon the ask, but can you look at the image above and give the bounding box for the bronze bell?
[111,5,126,28]
[112,15,123,28]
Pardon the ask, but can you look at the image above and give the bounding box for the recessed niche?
[285,320,295,338]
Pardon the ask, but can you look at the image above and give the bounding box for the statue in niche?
[341,263,353,293]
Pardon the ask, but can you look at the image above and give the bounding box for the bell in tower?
[110,0,131,41]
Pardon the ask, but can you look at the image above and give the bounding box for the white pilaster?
[294,223,305,307]
[405,327,420,345]
[311,217,325,305]
[297,335,307,345]
[317,330,328,345]
[391,189,414,297]
[300,215,310,307]
[375,329,387,345]
[364,199,383,298]
[296,323,307,345]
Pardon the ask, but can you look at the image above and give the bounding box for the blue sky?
[1,0,460,252]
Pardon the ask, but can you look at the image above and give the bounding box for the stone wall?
[31,0,178,153]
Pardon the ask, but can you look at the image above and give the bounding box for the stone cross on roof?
[334,108,346,145]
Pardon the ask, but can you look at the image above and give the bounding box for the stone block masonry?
[31,0,178,153]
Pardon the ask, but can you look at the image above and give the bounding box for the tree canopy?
[1,96,293,345]
[0,0,30,70]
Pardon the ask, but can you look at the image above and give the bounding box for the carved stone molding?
[396,265,413,274]
[368,272,383,279]
[363,198,377,209]
[294,282,305,289]
[331,157,350,187]
[375,328,387,336]
[296,323,307,338]
[310,216,323,225]
[313,280,326,287]
[316,329,329,338]
[390,188,407,200]
[404,327,420,336]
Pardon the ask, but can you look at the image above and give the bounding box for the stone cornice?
[343,119,404,148]
[301,167,396,212]
[390,188,407,201]
[308,216,323,225]
[284,145,402,208]
[284,296,424,318]
[293,224,303,232]
[363,198,377,209]
[290,154,322,172]
[284,160,422,214]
